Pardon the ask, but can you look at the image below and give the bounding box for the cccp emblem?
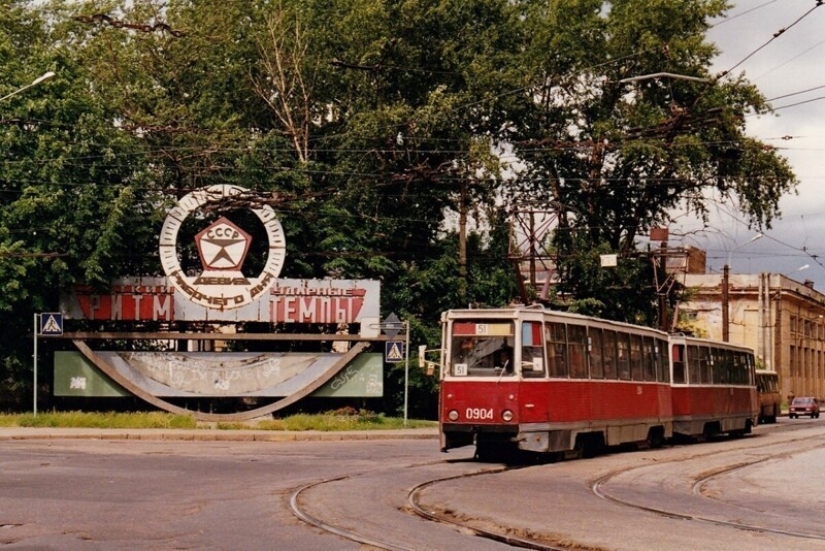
[159,184,286,310]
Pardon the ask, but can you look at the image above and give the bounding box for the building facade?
[680,273,825,403]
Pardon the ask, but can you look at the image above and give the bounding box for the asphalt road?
[420,418,825,550]
[0,437,448,550]
[1,419,823,550]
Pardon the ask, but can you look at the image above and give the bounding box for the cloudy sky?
[676,0,825,287]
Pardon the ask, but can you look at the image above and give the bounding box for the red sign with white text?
[62,278,380,323]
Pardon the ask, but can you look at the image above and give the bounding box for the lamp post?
[618,72,711,84]
[723,233,763,342]
[0,71,55,103]
[783,264,810,278]
[5,70,56,416]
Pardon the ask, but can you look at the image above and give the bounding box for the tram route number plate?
[454,363,468,376]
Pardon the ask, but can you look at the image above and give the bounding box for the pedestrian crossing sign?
[385,340,404,363]
[40,312,63,336]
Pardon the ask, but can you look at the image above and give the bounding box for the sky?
[676,0,825,287]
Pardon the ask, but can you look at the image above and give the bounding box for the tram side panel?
[670,338,758,438]
[672,385,757,437]
[588,380,673,446]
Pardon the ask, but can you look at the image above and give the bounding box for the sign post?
[32,314,37,417]
[35,313,63,416]
[379,313,410,426]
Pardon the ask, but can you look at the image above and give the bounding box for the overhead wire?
[721,0,823,76]
[708,0,781,28]
[696,203,825,276]
[751,35,825,81]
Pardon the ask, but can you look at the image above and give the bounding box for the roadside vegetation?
[0,409,436,431]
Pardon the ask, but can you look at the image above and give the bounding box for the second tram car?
[669,334,758,439]
[438,306,758,459]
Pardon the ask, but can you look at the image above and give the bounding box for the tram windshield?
[449,320,530,377]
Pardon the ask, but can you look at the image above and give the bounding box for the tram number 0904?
[465,408,494,420]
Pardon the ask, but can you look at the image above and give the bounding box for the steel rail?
[591,432,825,542]
[407,467,570,551]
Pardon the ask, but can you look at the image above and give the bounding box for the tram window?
[546,322,568,378]
[717,349,732,384]
[568,324,588,379]
[708,353,717,384]
[629,334,643,381]
[449,320,516,377]
[642,336,657,381]
[687,345,698,383]
[707,350,716,383]
[657,338,670,382]
[672,344,686,384]
[617,333,631,380]
[726,351,736,385]
[734,353,750,385]
[521,321,546,378]
[689,345,711,384]
[700,347,713,384]
[737,352,748,385]
[602,330,618,379]
[732,352,744,384]
[590,329,605,379]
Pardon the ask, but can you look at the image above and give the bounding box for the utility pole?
[658,241,669,331]
[723,233,763,343]
[508,204,559,304]
[722,263,730,342]
[458,181,467,304]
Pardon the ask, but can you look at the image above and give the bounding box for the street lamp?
[0,71,55,103]
[723,233,763,342]
[619,72,711,84]
[783,264,810,278]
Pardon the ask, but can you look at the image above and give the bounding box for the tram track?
[288,458,529,551]
[289,457,572,551]
[591,431,825,542]
[289,426,825,550]
[407,469,569,551]
[290,474,413,551]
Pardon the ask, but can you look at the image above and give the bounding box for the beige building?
[679,271,825,403]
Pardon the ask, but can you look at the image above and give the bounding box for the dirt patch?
[425,503,610,551]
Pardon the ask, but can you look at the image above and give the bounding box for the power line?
[709,0,781,28]
[722,1,823,76]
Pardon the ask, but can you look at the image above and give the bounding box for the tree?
[509,0,796,323]
[0,0,799,412]
[0,1,160,407]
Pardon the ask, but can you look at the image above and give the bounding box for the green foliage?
[0,410,435,429]
[510,0,796,324]
[3,411,197,429]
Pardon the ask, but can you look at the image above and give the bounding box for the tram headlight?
[448,410,459,421]
[502,410,514,422]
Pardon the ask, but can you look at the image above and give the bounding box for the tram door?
[518,320,548,423]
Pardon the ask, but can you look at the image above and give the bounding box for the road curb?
[0,428,439,442]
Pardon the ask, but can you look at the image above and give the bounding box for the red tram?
[437,307,758,459]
